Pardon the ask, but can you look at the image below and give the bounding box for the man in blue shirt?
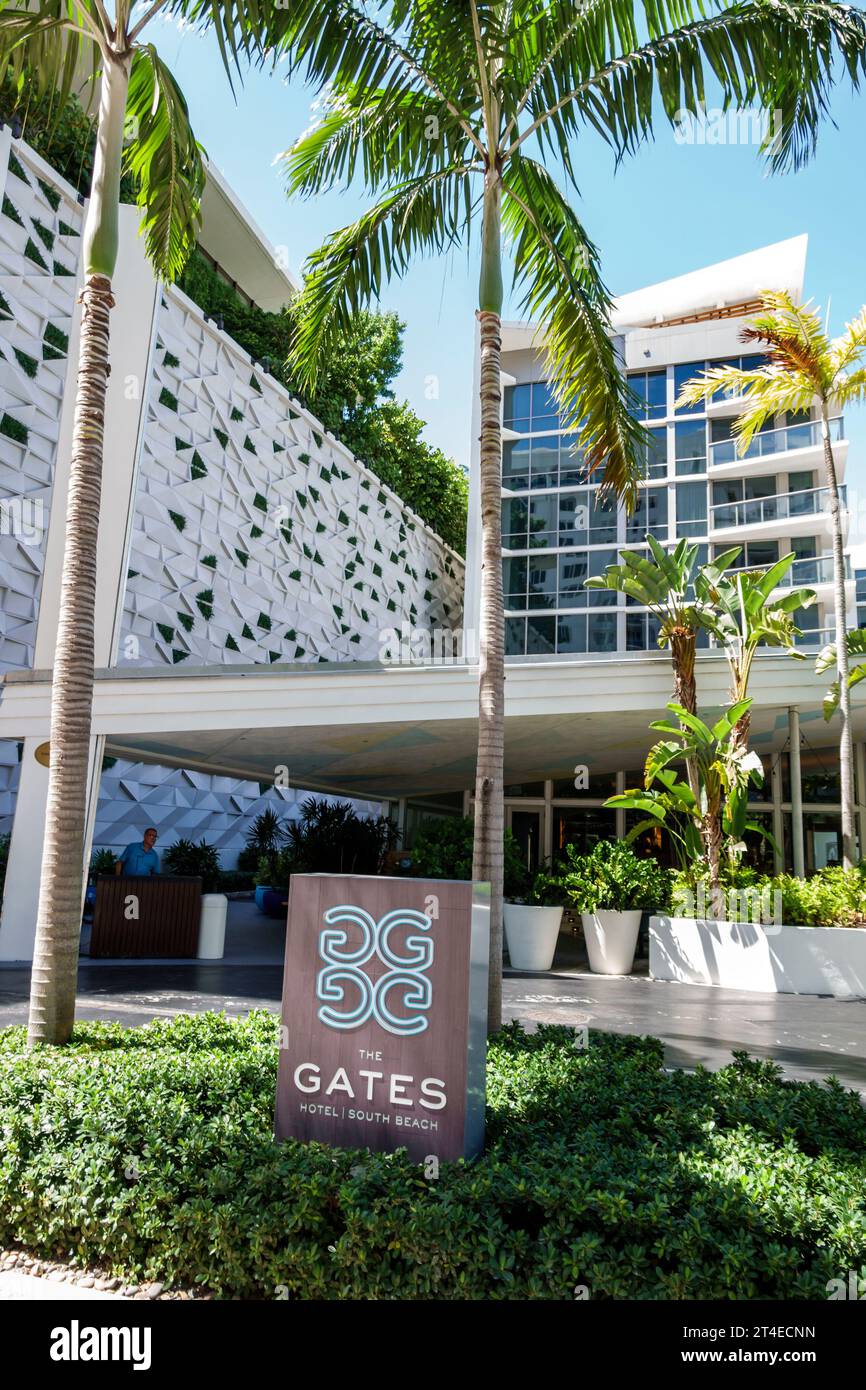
[116,828,160,877]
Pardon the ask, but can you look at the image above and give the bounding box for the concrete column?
[0,735,104,960]
[788,707,805,877]
[0,201,159,960]
[542,780,553,865]
[771,754,784,876]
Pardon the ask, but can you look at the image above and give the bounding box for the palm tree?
[265,0,866,1030]
[0,0,255,1044]
[677,292,866,867]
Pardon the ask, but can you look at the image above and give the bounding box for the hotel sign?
[275,873,489,1162]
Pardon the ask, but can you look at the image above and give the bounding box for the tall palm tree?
[266,0,866,1030]
[0,0,254,1044]
[678,292,866,867]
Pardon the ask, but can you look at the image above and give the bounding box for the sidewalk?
[2,955,866,1095]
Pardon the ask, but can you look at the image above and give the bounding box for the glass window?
[527,554,557,608]
[558,551,588,606]
[504,782,545,797]
[505,617,526,655]
[527,495,557,549]
[676,481,707,538]
[674,361,705,415]
[588,610,617,652]
[627,486,668,542]
[502,438,530,490]
[643,426,668,479]
[526,614,556,654]
[502,497,528,548]
[504,383,531,431]
[531,381,558,433]
[626,611,662,650]
[589,491,617,544]
[674,420,707,475]
[560,435,588,487]
[585,548,617,605]
[504,556,528,609]
[552,771,618,799]
[629,369,667,420]
[530,435,558,489]
[556,613,586,653]
[558,492,588,547]
[553,808,617,861]
[742,540,779,569]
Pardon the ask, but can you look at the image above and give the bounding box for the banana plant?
[586,535,741,718]
[817,628,866,720]
[695,552,816,752]
[608,698,766,909]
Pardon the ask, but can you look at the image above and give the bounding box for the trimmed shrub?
[1,1017,865,1299]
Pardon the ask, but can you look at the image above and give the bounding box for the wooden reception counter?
[90,876,203,957]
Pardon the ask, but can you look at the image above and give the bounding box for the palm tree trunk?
[473,170,505,1033]
[27,53,129,1046]
[822,413,856,867]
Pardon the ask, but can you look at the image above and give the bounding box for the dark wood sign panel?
[90,876,202,957]
[275,874,489,1162]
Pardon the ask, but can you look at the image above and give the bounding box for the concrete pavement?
[2,955,865,1095]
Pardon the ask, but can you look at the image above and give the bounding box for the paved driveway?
[2,960,865,1096]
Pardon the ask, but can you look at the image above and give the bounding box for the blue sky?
[152,15,865,531]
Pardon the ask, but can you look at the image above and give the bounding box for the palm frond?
[501,153,644,508]
[281,84,478,198]
[0,2,102,117]
[509,1,866,176]
[290,165,476,391]
[122,45,206,283]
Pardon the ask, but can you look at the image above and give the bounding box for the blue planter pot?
[262,888,289,919]
[255,885,272,913]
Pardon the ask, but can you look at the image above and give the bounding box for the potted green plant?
[563,841,669,975]
[504,869,568,972]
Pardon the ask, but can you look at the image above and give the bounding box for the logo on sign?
[315,904,433,1036]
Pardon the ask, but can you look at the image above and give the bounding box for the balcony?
[709,416,845,478]
[709,484,848,543]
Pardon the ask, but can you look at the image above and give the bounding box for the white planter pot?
[650,915,866,999]
[197,893,228,959]
[504,904,564,971]
[581,910,642,975]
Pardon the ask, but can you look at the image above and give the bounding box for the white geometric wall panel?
[0,140,81,673]
[119,285,464,669]
[91,760,378,868]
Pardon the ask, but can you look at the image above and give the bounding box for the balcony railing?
[793,625,835,649]
[709,416,843,467]
[710,484,846,531]
[728,552,851,585]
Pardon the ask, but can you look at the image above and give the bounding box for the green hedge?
[671,863,866,927]
[2,1014,865,1299]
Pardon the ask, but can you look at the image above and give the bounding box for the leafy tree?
[678,290,866,867]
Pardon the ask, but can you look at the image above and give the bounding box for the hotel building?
[0,126,863,961]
